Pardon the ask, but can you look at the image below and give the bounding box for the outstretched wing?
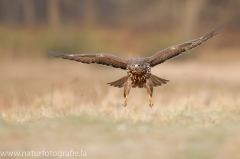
[147,24,224,67]
[48,50,128,70]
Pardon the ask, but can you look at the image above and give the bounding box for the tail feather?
[107,76,128,88]
[150,74,169,87]
[115,77,127,87]
[107,74,169,88]
[113,77,126,87]
[151,78,158,87]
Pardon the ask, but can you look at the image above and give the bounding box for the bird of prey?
[49,24,223,107]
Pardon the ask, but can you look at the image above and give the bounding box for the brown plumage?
[49,24,224,107]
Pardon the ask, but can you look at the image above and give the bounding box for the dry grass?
[1,55,240,159]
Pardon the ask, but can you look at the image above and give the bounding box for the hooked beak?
[134,65,142,74]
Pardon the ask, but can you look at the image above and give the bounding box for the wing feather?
[147,24,224,67]
[48,50,128,70]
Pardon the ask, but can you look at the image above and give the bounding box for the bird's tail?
[150,74,169,87]
[107,76,129,88]
[107,75,169,88]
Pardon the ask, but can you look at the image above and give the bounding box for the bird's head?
[130,63,147,75]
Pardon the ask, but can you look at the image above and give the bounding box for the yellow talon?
[148,95,153,108]
[122,96,128,107]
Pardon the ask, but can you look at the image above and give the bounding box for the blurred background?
[0,0,239,59]
[1,1,240,158]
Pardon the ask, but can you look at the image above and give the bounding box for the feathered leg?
[122,78,132,106]
[146,79,153,107]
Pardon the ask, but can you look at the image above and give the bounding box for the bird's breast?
[126,66,151,87]
[129,72,150,87]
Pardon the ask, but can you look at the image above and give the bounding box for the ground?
[0,54,240,159]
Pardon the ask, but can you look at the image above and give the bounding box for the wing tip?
[48,50,63,57]
[210,23,226,36]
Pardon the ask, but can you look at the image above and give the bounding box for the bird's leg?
[122,96,128,107]
[148,95,153,108]
[122,78,132,107]
[146,79,153,107]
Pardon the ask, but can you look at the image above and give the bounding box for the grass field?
[1,52,240,159]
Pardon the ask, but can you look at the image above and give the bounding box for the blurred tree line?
[0,0,239,31]
[0,0,239,58]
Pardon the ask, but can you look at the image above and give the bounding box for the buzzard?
[49,24,223,107]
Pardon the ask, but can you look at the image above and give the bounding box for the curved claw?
[148,95,154,108]
[149,102,153,108]
[122,96,128,107]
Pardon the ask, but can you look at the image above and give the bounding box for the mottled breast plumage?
[126,58,151,88]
